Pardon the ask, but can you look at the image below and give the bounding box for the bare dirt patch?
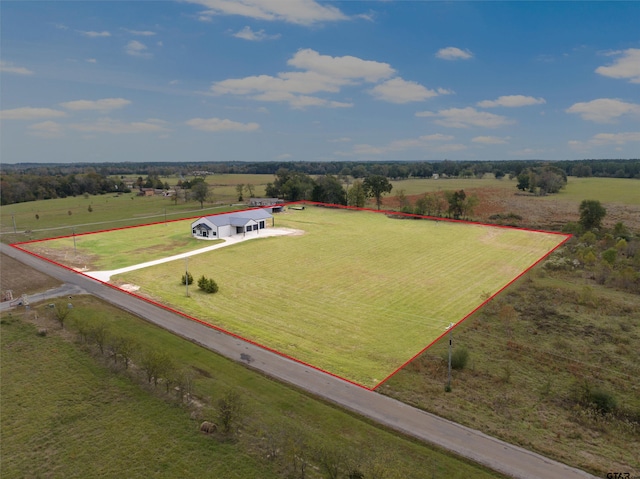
[1,253,61,297]
[19,244,100,270]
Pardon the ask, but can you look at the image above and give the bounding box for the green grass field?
[21,219,221,270]
[100,206,566,388]
[543,177,640,205]
[390,176,515,196]
[1,297,503,479]
[0,193,238,242]
[0,312,277,479]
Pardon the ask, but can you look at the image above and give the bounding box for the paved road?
[0,283,86,312]
[1,243,597,479]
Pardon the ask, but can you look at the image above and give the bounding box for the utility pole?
[446,323,454,392]
[185,257,189,297]
[12,213,17,233]
[72,227,77,255]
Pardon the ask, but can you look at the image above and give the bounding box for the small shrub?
[451,347,469,370]
[602,248,617,265]
[198,275,219,294]
[88,205,93,213]
[579,231,596,245]
[589,389,617,414]
[36,328,48,337]
[181,272,193,285]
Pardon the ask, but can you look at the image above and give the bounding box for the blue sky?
[1,1,639,164]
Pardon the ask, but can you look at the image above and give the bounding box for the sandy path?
[85,228,302,282]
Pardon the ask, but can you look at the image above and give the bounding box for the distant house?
[191,209,273,240]
[248,197,285,213]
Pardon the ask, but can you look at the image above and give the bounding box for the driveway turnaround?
[1,243,597,479]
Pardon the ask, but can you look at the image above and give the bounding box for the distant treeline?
[0,173,131,205]
[2,159,639,180]
[1,159,638,206]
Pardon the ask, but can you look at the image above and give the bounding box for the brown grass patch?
[1,253,61,297]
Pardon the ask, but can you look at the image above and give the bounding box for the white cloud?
[53,23,68,30]
[595,48,640,84]
[86,58,97,64]
[566,98,640,123]
[288,48,394,82]
[232,26,280,41]
[369,77,438,104]
[419,133,455,142]
[327,137,351,143]
[416,107,513,128]
[570,132,640,149]
[437,88,455,95]
[69,118,168,134]
[0,107,67,120]
[472,136,509,144]
[477,95,546,108]
[337,132,454,156]
[212,48,396,108]
[276,153,292,159]
[0,61,34,75]
[510,148,545,156]
[28,121,64,138]
[125,40,151,58]
[186,117,260,132]
[122,28,156,36]
[436,47,473,60]
[169,80,179,85]
[185,0,348,25]
[78,30,111,38]
[60,98,131,111]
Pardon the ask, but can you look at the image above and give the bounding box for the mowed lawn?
[20,219,221,270]
[116,207,568,388]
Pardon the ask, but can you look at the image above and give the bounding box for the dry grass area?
[380,269,640,476]
[0,253,61,297]
[384,187,640,231]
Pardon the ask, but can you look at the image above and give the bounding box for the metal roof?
[192,208,273,228]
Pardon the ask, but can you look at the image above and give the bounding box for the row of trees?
[265,169,394,209]
[48,305,437,478]
[0,172,130,205]
[516,166,567,195]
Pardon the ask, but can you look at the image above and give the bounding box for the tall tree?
[347,180,366,208]
[235,184,244,201]
[445,190,468,219]
[312,175,346,205]
[362,175,392,209]
[579,200,606,230]
[191,181,209,208]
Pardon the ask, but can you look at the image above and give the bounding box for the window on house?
[259,221,265,229]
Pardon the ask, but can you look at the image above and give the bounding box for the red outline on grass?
[11,202,571,391]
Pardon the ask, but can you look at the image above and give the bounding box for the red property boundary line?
[11,201,572,391]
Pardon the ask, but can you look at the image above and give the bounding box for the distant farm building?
[191,209,273,240]
[248,197,285,213]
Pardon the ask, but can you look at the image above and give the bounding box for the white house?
[191,209,273,240]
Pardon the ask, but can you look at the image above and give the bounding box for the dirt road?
[1,243,597,479]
